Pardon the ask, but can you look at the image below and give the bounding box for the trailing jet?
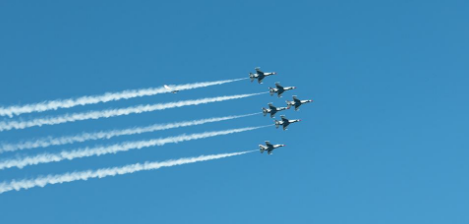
[262,103,289,118]
[286,96,313,111]
[275,115,301,130]
[269,82,296,98]
[249,67,276,84]
[164,85,179,94]
[259,141,286,155]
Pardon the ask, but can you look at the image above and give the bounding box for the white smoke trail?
[0,78,247,117]
[0,125,270,170]
[0,92,266,132]
[0,113,261,153]
[0,150,255,194]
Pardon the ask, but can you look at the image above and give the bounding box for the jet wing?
[281,116,289,123]
[268,103,276,110]
[255,67,264,75]
[275,82,283,89]
[265,141,273,147]
[293,96,301,104]
[258,76,265,84]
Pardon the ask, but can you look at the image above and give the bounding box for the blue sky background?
[0,1,468,223]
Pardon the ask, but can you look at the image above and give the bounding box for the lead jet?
[269,82,296,98]
[286,96,313,111]
[164,85,179,94]
[262,103,289,118]
[249,67,276,84]
[259,141,286,155]
[275,115,301,130]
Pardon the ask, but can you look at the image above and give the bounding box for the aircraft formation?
[250,67,313,155]
[0,68,313,193]
[167,67,313,155]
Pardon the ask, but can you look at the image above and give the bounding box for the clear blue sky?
[0,1,468,223]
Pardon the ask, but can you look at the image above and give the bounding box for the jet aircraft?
[275,115,301,130]
[262,103,289,118]
[249,67,276,84]
[286,96,313,111]
[269,82,296,98]
[164,85,179,94]
[259,141,286,155]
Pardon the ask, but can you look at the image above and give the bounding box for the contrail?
[0,150,256,194]
[0,92,266,132]
[0,125,270,170]
[0,113,261,153]
[0,78,247,117]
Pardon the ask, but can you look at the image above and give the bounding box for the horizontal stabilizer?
[249,73,255,82]
[259,145,266,153]
[269,88,275,96]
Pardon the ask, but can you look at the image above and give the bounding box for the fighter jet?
[269,82,296,98]
[262,103,289,118]
[286,96,313,111]
[274,115,301,130]
[259,141,286,155]
[249,67,276,84]
[164,85,179,94]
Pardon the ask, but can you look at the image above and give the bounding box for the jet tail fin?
[269,88,275,96]
[259,145,266,153]
[249,73,255,82]
[286,100,293,109]
[274,120,280,129]
[262,108,268,116]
